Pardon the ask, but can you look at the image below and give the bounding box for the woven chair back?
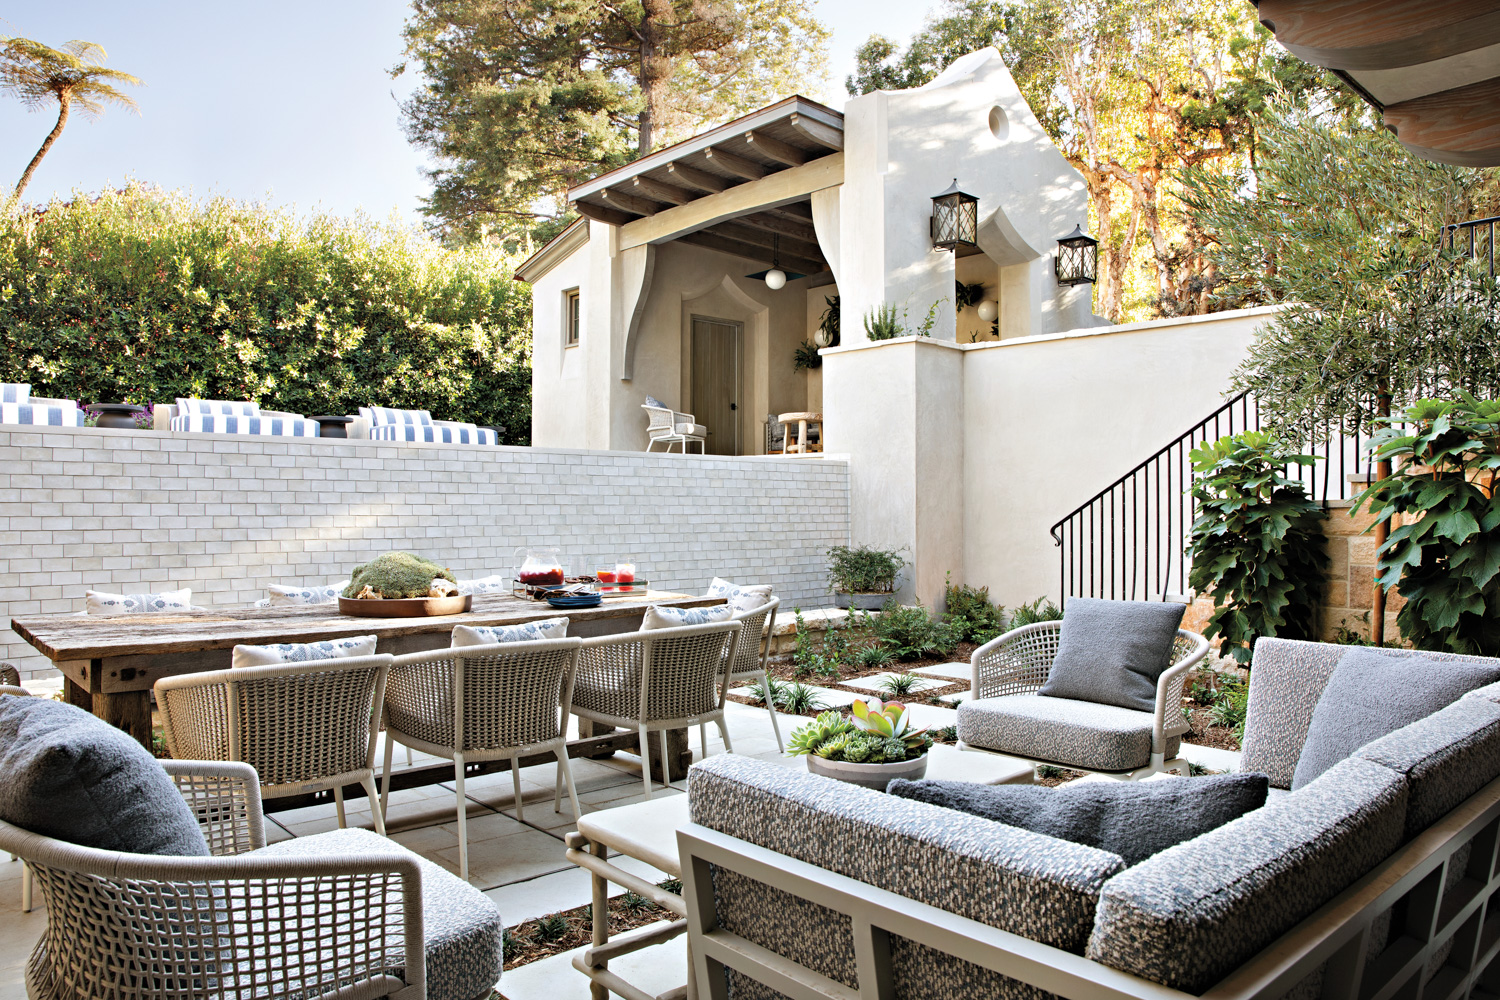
[642,405,676,437]
[578,622,738,725]
[727,598,778,679]
[387,639,582,753]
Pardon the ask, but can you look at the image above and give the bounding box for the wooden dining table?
[11,590,722,811]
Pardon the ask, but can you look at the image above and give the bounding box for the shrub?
[0,184,532,440]
[863,302,901,340]
[943,578,1005,643]
[873,602,958,660]
[826,545,903,594]
[854,644,893,670]
[1008,597,1062,628]
[876,671,923,696]
[1359,393,1500,656]
[1187,431,1328,664]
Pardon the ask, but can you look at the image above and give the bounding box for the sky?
[0,1,938,223]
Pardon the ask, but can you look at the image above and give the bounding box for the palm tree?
[0,37,141,199]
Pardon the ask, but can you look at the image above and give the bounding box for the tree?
[0,38,141,200]
[395,0,828,243]
[846,1,1348,322]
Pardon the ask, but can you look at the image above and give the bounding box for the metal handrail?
[1443,216,1499,277]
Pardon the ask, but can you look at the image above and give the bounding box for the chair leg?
[406,745,413,767]
[556,750,582,818]
[511,759,525,823]
[554,759,564,813]
[698,722,708,761]
[381,730,396,821]
[762,670,784,752]
[334,786,347,829]
[659,729,672,788]
[21,863,32,913]
[638,726,654,801]
[361,775,387,836]
[454,753,469,881]
[716,717,734,754]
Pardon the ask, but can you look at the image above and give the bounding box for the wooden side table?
[564,795,694,1000]
[776,411,822,455]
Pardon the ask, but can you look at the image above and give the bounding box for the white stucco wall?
[529,231,594,449]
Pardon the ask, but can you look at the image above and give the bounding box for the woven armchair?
[2,678,33,913]
[0,759,428,1000]
[155,654,392,835]
[959,620,1210,778]
[380,638,585,882]
[572,621,741,800]
[642,402,706,454]
[722,598,783,751]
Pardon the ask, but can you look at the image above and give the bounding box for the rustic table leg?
[63,675,92,711]
[645,728,693,782]
[93,689,153,748]
[590,839,608,1000]
[575,717,619,759]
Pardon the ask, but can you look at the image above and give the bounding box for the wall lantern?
[747,235,804,290]
[976,300,998,323]
[1055,224,1098,286]
[930,179,978,252]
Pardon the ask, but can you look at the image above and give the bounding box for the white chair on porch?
[642,401,706,454]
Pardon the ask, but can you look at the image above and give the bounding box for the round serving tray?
[338,595,472,618]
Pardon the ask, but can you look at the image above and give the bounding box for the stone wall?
[1317,499,1403,643]
[0,426,850,679]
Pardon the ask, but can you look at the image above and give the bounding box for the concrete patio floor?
[0,687,1241,999]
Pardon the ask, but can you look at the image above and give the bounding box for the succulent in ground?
[343,551,457,599]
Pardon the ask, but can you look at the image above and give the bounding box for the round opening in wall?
[988,106,1009,141]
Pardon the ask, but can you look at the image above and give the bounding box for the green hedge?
[0,185,532,442]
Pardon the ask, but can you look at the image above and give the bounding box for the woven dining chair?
[571,620,741,801]
[380,638,585,882]
[1,670,34,913]
[722,597,783,752]
[155,654,393,835]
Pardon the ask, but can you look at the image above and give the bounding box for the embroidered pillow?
[457,575,509,596]
[266,580,349,606]
[705,577,774,613]
[451,618,569,647]
[231,634,379,669]
[640,603,736,630]
[86,589,193,615]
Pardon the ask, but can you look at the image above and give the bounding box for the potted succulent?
[827,544,904,610]
[787,698,932,790]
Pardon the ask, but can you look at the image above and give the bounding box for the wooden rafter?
[708,221,822,261]
[788,113,843,151]
[704,147,765,181]
[1255,0,1500,71]
[665,161,731,194]
[1385,76,1500,167]
[744,130,805,167]
[732,211,819,245]
[573,201,633,227]
[674,231,824,276]
[599,189,661,217]
[631,176,696,206]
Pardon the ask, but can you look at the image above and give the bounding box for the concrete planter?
[834,592,890,611]
[806,752,928,790]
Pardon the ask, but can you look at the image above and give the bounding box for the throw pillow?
[451,618,569,647]
[86,588,194,615]
[643,395,668,409]
[457,575,509,596]
[231,634,379,669]
[1292,647,1500,790]
[1037,598,1185,713]
[706,577,774,613]
[888,773,1269,867]
[266,580,349,606]
[640,604,735,630]
[0,697,209,856]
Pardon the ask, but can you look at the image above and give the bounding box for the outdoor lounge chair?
[155,654,392,835]
[957,619,1209,778]
[720,597,783,752]
[0,383,86,428]
[642,401,706,453]
[352,405,498,445]
[0,670,33,914]
[154,397,322,436]
[380,638,585,882]
[571,621,740,800]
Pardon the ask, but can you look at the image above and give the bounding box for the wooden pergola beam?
[704,147,766,181]
[735,211,818,244]
[1385,76,1500,167]
[675,231,824,276]
[665,161,731,193]
[631,175,696,206]
[788,113,843,151]
[599,188,661,217]
[573,201,634,227]
[744,130,805,167]
[1255,0,1500,72]
[709,221,823,261]
[765,201,814,222]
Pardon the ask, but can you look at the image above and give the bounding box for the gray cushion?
[1038,598,1184,712]
[887,773,1269,867]
[957,693,1180,772]
[1356,696,1500,839]
[0,697,208,856]
[251,827,503,1000]
[1292,647,1500,789]
[1087,756,1408,992]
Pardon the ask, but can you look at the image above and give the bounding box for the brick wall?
[0,426,851,679]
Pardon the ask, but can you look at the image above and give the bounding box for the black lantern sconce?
[930,179,978,252]
[1055,224,1098,286]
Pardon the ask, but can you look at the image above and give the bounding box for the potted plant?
[827,544,903,609]
[787,698,932,789]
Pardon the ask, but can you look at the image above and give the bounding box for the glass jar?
[515,546,565,587]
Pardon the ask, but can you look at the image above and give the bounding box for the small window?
[564,288,581,347]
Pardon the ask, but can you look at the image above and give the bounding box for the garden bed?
[502,880,682,972]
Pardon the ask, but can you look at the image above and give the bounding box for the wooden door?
[691,317,741,455]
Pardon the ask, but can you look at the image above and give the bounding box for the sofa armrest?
[153,403,177,430]
[348,415,371,439]
[1239,637,1350,789]
[163,759,266,855]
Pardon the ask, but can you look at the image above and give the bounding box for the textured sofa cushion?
[86,587,193,614]
[706,577,774,613]
[1356,696,1500,839]
[0,697,209,856]
[232,634,378,669]
[1087,756,1408,993]
[250,826,502,1000]
[1038,598,1184,712]
[640,603,734,630]
[887,773,1268,867]
[1,383,28,403]
[266,580,348,606]
[451,618,568,647]
[365,405,432,427]
[957,693,1179,772]
[169,413,320,437]
[1292,648,1500,789]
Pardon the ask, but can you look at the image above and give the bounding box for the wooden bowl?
[338,595,472,618]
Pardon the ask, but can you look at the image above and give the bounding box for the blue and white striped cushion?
[366,405,432,427]
[169,414,320,437]
[1,402,83,427]
[1,384,29,404]
[370,423,495,445]
[175,398,260,417]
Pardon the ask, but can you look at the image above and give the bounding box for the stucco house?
[517,48,1105,456]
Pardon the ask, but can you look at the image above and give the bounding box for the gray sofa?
[678,638,1500,999]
